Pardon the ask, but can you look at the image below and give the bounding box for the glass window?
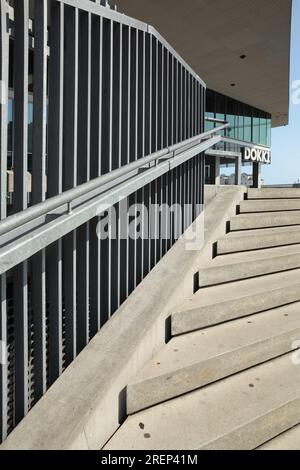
[225,96,237,139]
[215,92,225,136]
[244,105,252,142]
[237,103,244,141]
[259,115,267,146]
[205,89,271,147]
[205,89,215,132]
[267,119,272,147]
[252,108,260,144]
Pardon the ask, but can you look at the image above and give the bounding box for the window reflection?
[205,89,271,147]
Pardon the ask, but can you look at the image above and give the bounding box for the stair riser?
[248,188,300,199]
[257,425,300,450]
[240,201,300,213]
[217,232,300,255]
[201,398,300,450]
[127,331,300,414]
[230,214,300,231]
[198,254,300,287]
[171,284,300,335]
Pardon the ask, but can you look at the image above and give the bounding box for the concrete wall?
[204,184,243,207]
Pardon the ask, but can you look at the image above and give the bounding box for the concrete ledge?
[1,186,245,450]
[204,184,241,206]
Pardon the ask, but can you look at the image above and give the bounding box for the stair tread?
[105,352,300,450]
[258,425,300,450]
[220,225,300,240]
[248,188,300,199]
[174,268,300,313]
[232,210,300,219]
[230,211,300,231]
[201,243,300,269]
[240,199,300,213]
[128,301,300,387]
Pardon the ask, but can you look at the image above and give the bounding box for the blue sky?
[262,0,300,184]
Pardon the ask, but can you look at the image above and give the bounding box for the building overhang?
[115,0,292,128]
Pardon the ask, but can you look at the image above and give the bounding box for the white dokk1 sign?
[242,147,271,164]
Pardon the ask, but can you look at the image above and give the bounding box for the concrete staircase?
[104,188,300,450]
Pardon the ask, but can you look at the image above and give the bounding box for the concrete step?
[230,211,300,231]
[258,425,300,450]
[248,188,300,199]
[126,303,300,414]
[104,353,300,450]
[171,269,300,335]
[198,244,300,287]
[217,226,300,254]
[240,199,300,213]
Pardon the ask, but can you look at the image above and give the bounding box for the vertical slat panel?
[142,32,146,158]
[31,0,47,401]
[137,30,144,159]
[121,25,129,166]
[135,29,139,159]
[0,0,8,441]
[118,24,123,168]
[112,21,120,170]
[77,10,91,353]
[155,177,159,264]
[141,33,145,276]
[89,15,102,338]
[144,32,150,157]
[111,23,122,314]
[119,26,129,304]
[150,180,155,270]
[164,48,168,149]
[169,54,173,146]
[151,36,156,153]
[155,37,158,151]
[47,0,64,385]
[173,59,177,144]
[116,25,122,309]
[62,5,79,368]
[136,189,142,286]
[110,203,119,314]
[13,0,29,425]
[100,18,112,322]
[128,192,135,294]
[143,184,150,279]
[181,65,184,142]
[148,32,152,156]
[157,42,162,150]
[101,17,111,173]
[119,198,128,306]
[129,27,136,162]
[127,26,131,165]
[184,69,187,140]
[161,46,165,149]
[0,0,207,442]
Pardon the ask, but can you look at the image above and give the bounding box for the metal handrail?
[0,135,222,276]
[0,124,229,237]
[221,136,271,150]
[205,117,228,124]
